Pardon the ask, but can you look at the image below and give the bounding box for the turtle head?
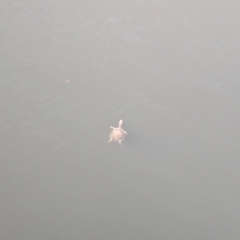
[118,119,123,128]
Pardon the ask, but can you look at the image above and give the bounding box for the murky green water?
[1,1,240,239]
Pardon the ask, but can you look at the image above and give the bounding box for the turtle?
[108,119,127,145]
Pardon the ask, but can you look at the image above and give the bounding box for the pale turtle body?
[108,119,127,145]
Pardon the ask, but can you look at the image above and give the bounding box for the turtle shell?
[110,128,125,141]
